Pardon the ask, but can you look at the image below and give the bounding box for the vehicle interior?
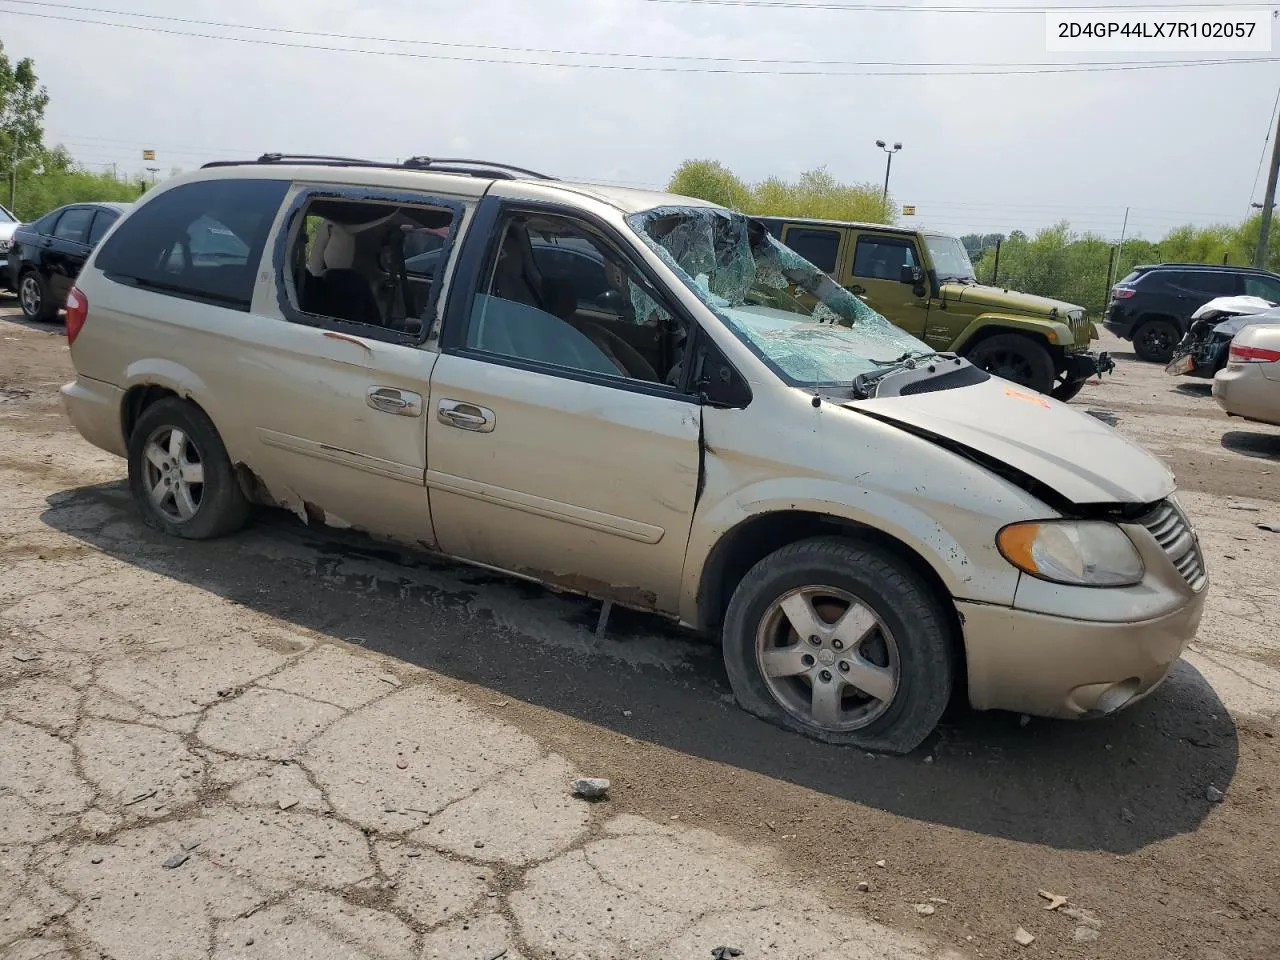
[290,198,454,336]
[475,214,689,386]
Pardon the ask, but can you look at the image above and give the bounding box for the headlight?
[997,521,1144,587]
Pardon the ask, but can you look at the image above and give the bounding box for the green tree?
[0,39,48,199]
[667,160,892,224]
[667,160,752,211]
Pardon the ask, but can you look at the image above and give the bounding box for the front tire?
[963,333,1056,394]
[721,537,955,755]
[1132,319,1179,363]
[19,270,55,322]
[127,398,250,539]
[1050,377,1087,402]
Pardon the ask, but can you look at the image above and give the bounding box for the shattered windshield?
[923,234,976,282]
[626,206,933,387]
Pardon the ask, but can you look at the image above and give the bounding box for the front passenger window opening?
[287,198,457,337]
[468,212,692,387]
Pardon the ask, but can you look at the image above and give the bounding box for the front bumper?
[958,592,1205,718]
[1062,349,1115,382]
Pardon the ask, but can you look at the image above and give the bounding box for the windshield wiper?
[851,349,939,398]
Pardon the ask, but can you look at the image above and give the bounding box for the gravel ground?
[1,305,1277,960]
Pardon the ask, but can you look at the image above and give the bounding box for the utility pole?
[991,237,1002,285]
[1112,206,1130,287]
[9,136,19,211]
[1254,95,1280,269]
[1104,246,1116,307]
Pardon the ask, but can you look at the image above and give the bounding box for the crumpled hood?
[1214,306,1280,338]
[944,283,1081,318]
[846,375,1174,506]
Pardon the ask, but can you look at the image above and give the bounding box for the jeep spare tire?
[963,333,1056,394]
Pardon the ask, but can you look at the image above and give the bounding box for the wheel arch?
[119,361,216,444]
[694,510,959,633]
[693,509,968,707]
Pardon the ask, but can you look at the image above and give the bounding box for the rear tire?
[721,537,955,755]
[963,333,1056,394]
[1132,319,1179,363]
[127,398,250,540]
[19,270,55,322]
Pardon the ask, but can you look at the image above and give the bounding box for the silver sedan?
[1214,322,1280,426]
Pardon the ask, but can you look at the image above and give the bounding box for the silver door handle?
[367,387,423,417]
[437,399,495,433]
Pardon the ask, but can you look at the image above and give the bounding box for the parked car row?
[1162,294,1280,427]
[1104,261,1280,363]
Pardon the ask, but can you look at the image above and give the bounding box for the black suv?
[1104,263,1280,362]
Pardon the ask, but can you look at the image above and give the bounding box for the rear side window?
[53,208,93,243]
[88,209,118,245]
[784,227,840,274]
[95,178,289,311]
[1186,271,1236,295]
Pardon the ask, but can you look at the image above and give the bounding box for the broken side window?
[288,197,455,337]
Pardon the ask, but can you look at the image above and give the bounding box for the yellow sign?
[142,149,155,161]
[902,204,916,216]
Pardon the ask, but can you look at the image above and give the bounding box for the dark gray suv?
[1104,263,1280,363]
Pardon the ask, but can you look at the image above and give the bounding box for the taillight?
[65,287,88,346]
[1112,286,1136,300]
[1229,342,1280,363]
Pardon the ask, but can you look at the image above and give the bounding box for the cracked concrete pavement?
[1,595,952,960]
[3,312,1279,960]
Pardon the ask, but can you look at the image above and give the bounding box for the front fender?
[952,313,1076,351]
[679,475,1021,627]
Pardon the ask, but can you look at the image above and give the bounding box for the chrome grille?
[1140,499,1206,591]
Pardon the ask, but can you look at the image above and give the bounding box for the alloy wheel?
[142,425,205,523]
[755,585,900,731]
[20,275,41,318]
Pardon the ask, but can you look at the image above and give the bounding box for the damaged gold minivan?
[60,156,1207,753]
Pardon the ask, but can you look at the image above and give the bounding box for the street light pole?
[876,140,902,211]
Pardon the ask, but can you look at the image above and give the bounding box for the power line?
[3,6,1278,76]
[1249,87,1280,211]
[642,0,1274,12]
[2,0,1266,70]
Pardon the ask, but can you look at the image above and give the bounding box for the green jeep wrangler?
[757,217,1113,400]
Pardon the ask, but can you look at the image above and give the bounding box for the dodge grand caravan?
[59,155,1208,753]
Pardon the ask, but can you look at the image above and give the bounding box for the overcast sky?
[5,0,1279,239]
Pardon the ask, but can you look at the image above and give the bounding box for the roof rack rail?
[201,154,557,181]
[201,153,391,170]
[401,157,557,180]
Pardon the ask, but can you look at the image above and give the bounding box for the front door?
[426,200,702,613]
[842,232,931,339]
